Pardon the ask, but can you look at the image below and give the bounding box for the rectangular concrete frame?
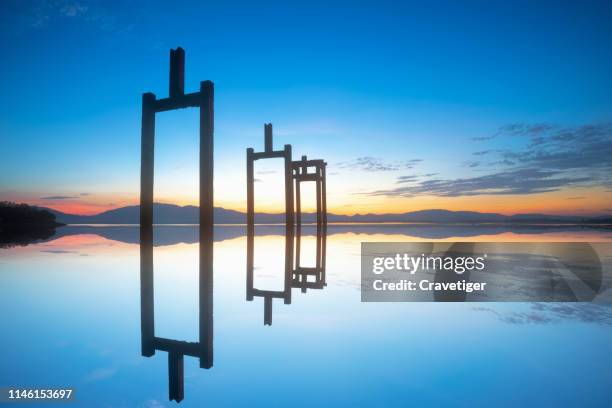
[139,47,214,402]
[245,124,295,325]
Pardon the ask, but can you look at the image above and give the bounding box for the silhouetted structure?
[139,47,214,403]
[140,47,215,306]
[292,156,327,227]
[246,124,294,229]
[245,124,297,325]
[292,223,327,292]
[140,234,213,402]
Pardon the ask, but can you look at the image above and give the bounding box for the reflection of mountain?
[45,203,612,225]
[40,223,611,247]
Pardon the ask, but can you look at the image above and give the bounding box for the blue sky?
[1,0,611,215]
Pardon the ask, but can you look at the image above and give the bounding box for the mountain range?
[43,203,612,225]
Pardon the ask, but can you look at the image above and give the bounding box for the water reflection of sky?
[1,227,612,407]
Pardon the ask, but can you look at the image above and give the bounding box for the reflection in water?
[246,223,293,325]
[246,223,328,324]
[434,242,475,302]
[2,229,612,406]
[140,222,328,402]
[20,222,612,247]
[474,302,612,326]
[433,242,606,302]
[292,224,327,292]
[139,224,213,403]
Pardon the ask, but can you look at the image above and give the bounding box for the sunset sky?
[1,0,611,216]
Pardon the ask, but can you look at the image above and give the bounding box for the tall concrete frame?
[292,156,327,227]
[140,47,215,287]
[139,47,214,402]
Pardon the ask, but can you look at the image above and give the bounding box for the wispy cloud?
[337,157,421,172]
[366,168,590,197]
[5,0,130,32]
[82,367,117,383]
[396,175,419,183]
[463,161,480,168]
[366,123,612,198]
[470,135,495,141]
[40,195,79,200]
[142,399,167,408]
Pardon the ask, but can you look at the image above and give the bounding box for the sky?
[0,0,611,216]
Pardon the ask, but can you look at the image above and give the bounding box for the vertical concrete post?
[322,162,327,225]
[316,165,322,226]
[246,226,254,302]
[140,91,156,358]
[264,297,272,326]
[264,123,273,153]
[140,229,155,357]
[321,222,327,286]
[316,219,322,271]
[284,145,294,228]
[294,213,302,273]
[199,248,213,369]
[199,80,214,370]
[168,352,184,402]
[295,169,302,227]
[199,81,214,234]
[284,144,294,303]
[169,47,185,98]
[140,92,156,230]
[246,148,255,302]
[315,167,322,275]
[246,148,255,231]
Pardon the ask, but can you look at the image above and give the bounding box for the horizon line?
[26,201,612,219]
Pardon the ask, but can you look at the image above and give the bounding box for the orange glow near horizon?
[6,186,611,217]
[325,187,612,217]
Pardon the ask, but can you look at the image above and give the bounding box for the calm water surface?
[1,225,612,407]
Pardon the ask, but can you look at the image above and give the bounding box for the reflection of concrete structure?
[292,223,327,292]
[292,156,327,227]
[246,223,328,324]
[139,47,214,403]
[140,233,213,402]
[431,242,605,302]
[246,224,293,325]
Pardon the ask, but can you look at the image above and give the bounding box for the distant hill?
[0,202,63,248]
[41,203,612,225]
[1,202,63,228]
